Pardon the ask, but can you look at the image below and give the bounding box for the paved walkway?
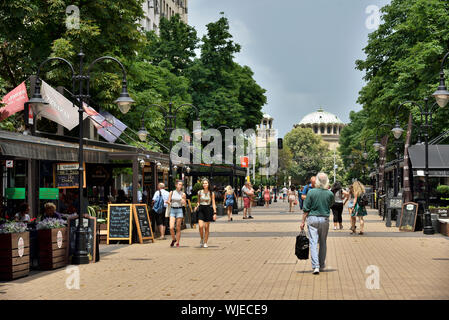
[2,202,449,300]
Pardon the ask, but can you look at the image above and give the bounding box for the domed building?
[294,107,345,151]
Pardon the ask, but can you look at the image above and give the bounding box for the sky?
[188,0,391,137]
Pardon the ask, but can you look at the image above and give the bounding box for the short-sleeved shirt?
[152,189,170,208]
[301,184,313,198]
[302,188,335,217]
[15,213,30,222]
[242,186,250,198]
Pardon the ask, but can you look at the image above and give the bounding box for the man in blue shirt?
[300,176,316,209]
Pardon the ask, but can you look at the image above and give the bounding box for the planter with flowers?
[0,221,29,280]
[37,218,68,270]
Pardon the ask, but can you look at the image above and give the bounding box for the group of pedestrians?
[150,179,256,249]
[297,173,369,274]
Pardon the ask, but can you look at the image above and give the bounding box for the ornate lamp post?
[29,50,134,264]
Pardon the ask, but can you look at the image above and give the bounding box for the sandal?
[170,240,176,247]
[359,231,364,235]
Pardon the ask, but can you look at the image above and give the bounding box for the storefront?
[0,130,169,219]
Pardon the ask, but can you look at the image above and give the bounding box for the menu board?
[56,163,86,189]
[132,204,154,243]
[399,202,418,232]
[67,215,96,263]
[107,204,133,244]
[387,197,403,209]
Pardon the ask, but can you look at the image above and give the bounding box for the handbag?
[295,230,309,260]
[165,204,171,218]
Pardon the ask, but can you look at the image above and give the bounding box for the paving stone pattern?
[1,202,448,300]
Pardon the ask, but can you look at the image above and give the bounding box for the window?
[320,126,325,134]
[333,126,337,134]
[327,126,331,134]
[314,126,318,134]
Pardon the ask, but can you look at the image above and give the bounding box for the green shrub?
[193,182,203,194]
[436,185,449,197]
[191,195,198,203]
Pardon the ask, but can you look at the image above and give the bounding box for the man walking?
[152,183,169,240]
[300,173,334,275]
[242,181,254,219]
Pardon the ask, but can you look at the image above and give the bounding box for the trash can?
[431,213,440,233]
[216,204,225,216]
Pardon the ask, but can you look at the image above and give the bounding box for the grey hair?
[158,183,165,189]
[315,172,329,190]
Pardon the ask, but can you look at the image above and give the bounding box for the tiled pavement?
[1,202,448,300]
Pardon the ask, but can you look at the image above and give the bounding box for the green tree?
[146,14,199,76]
[284,127,330,185]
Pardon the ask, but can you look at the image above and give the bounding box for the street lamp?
[138,102,199,190]
[432,51,449,108]
[396,97,446,235]
[31,50,133,264]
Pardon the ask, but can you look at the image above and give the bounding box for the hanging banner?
[240,156,249,168]
[35,80,87,130]
[0,82,28,121]
[96,110,127,143]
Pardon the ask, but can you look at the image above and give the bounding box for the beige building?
[256,113,276,148]
[140,0,188,34]
[294,107,345,151]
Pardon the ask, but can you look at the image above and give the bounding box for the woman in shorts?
[223,185,237,222]
[167,180,186,247]
[195,179,217,248]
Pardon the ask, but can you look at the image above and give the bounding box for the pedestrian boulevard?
[2,202,448,300]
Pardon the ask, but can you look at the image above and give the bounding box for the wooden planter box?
[0,232,29,280]
[38,228,68,270]
[439,219,449,236]
[98,223,107,244]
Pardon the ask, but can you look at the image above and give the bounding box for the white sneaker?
[313,267,320,275]
[200,239,204,248]
[333,226,337,230]
[203,243,208,248]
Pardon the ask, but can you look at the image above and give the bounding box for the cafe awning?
[408,144,449,177]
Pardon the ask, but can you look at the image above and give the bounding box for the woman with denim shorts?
[167,180,186,247]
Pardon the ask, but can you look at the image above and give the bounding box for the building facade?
[140,0,189,34]
[294,107,345,151]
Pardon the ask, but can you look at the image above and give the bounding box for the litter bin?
[216,204,225,216]
[431,213,440,233]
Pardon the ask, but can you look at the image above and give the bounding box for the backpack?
[358,193,369,207]
[153,191,165,214]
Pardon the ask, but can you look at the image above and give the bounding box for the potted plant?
[436,185,449,206]
[0,221,29,280]
[37,218,68,270]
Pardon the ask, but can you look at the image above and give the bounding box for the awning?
[408,144,449,177]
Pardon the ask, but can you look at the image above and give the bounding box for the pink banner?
[0,82,28,121]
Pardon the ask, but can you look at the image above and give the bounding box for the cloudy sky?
[189,0,391,137]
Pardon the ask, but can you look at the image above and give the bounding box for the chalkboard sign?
[107,204,133,244]
[132,204,154,243]
[67,215,96,263]
[387,197,403,209]
[399,202,418,232]
[56,163,86,189]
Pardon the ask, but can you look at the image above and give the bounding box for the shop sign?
[240,156,249,168]
[57,230,63,249]
[56,163,86,188]
[39,188,59,200]
[17,237,24,257]
[5,160,13,168]
[5,188,25,200]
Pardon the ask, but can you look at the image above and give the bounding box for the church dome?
[297,107,344,126]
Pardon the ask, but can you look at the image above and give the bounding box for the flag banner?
[36,80,87,130]
[96,110,127,143]
[83,103,105,130]
[403,113,413,203]
[0,82,28,121]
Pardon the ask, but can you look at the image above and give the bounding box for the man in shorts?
[242,181,254,219]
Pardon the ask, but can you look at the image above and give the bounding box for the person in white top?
[14,203,31,223]
[152,183,170,240]
[167,180,186,247]
[282,186,288,202]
